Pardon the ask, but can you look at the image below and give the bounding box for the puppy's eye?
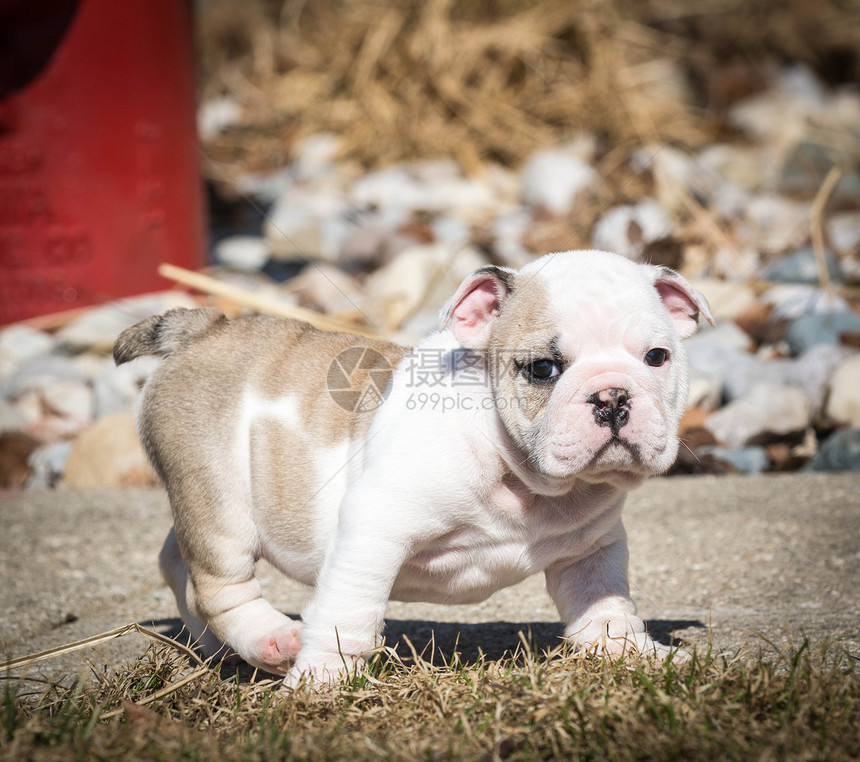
[522,359,561,383]
[644,348,669,367]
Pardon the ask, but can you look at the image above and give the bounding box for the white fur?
[149,250,713,687]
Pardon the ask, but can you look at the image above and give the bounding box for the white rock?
[214,235,270,270]
[780,64,829,105]
[490,208,534,269]
[74,353,114,378]
[520,149,598,215]
[827,89,860,130]
[363,245,489,333]
[724,344,850,411]
[697,145,764,191]
[234,166,293,204]
[591,199,673,260]
[1,355,91,398]
[349,165,435,213]
[0,398,28,434]
[701,245,761,283]
[632,145,720,211]
[686,369,722,412]
[432,216,472,253]
[24,412,86,442]
[729,64,826,144]
[689,279,757,321]
[292,134,342,180]
[10,392,42,426]
[0,325,55,376]
[282,263,364,316]
[26,440,74,489]
[2,353,107,437]
[708,182,754,222]
[842,256,860,286]
[685,340,755,395]
[350,160,496,219]
[827,211,860,255]
[482,163,522,207]
[685,323,756,399]
[688,321,754,354]
[762,284,849,321]
[41,380,93,425]
[197,96,242,141]
[338,214,410,269]
[825,355,860,427]
[705,383,814,449]
[733,64,860,147]
[54,292,198,353]
[739,195,811,256]
[728,65,860,191]
[265,183,348,262]
[93,355,161,418]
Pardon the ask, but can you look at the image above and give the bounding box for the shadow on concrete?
[383,618,705,662]
[142,615,706,680]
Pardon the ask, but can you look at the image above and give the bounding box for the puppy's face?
[444,251,713,488]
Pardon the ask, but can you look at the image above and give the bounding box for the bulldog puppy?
[114,249,713,688]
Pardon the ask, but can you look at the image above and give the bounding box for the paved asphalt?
[2,473,858,683]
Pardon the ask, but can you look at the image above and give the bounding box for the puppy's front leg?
[546,529,684,661]
[285,503,409,689]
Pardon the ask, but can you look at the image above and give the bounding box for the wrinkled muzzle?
[535,371,679,480]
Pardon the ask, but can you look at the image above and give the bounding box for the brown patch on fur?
[485,277,558,453]
[249,417,319,557]
[133,313,408,618]
[245,319,407,447]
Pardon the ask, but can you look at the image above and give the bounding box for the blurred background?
[1,0,859,488]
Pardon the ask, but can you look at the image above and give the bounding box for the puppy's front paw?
[568,616,689,663]
[281,650,364,692]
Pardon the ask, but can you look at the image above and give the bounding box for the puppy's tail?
[113,308,226,365]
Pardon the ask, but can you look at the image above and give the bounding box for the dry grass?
[198,0,860,174]
[3,628,858,761]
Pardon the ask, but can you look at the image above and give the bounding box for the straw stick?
[809,167,842,305]
[158,263,380,338]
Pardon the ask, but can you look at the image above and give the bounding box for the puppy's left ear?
[653,267,715,339]
[440,266,517,350]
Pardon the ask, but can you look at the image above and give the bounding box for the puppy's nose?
[587,387,630,431]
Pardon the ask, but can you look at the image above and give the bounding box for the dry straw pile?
[198,0,859,173]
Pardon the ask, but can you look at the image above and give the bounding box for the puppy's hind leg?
[158,528,239,664]
[171,484,303,675]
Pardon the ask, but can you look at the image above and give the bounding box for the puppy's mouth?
[588,434,643,470]
[536,433,648,485]
[575,436,650,488]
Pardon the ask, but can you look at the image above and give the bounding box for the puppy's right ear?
[440,266,516,350]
